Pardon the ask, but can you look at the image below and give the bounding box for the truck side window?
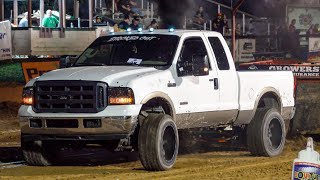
[177,37,208,77]
[208,37,230,70]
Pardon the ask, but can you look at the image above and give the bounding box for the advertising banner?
[237,39,255,62]
[308,37,320,61]
[239,64,320,79]
[21,61,60,83]
[287,5,320,31]
[0,21,12,61]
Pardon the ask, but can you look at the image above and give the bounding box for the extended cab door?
[173,33,221,128]
[204,33,239,120]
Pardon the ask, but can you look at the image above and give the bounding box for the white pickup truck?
[19,30,295,171]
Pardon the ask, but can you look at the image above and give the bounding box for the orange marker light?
[22,97,33,105]
[109,97,133,105]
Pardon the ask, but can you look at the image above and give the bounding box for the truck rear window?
[75,35,179,68]
[208,37,230,70]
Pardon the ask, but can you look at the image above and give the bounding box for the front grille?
[33,81,107,113]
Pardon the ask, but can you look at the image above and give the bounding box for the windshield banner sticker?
[107,36,157,42]
[127,58,143,65]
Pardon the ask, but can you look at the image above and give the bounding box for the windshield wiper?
[74,62,106,66]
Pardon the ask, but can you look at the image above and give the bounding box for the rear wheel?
[247,108,286,157]
[138,113,179,171]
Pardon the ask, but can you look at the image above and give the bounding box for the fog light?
[84,119,101,128]
[30,119,42,128]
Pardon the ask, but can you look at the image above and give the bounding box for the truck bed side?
[235,71,295,125]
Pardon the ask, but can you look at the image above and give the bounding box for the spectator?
[118,0,132,16]
[19,12,28,27]
[114,0,119,12]
[313,24,320,35]
[288,19,300,58]
[276,24,287,51]
[212,13,227,34]
[42,9,59,28]
[94,16,103,24]
[247,18,254,35]
[236,23,242,36]
[129,0,144,17]
[146,19,159,29]
[130,17,142,30]
[193,6,206,25]
[307,24,314,37]
[288,19,296,33]
[223,14,229,34]
[118,15,130,30]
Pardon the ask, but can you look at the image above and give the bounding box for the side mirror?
[63,56,78,68]
[192,55,209,76]
[65,56,71,67]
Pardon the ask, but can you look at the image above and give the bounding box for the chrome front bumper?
[19,104,141,137]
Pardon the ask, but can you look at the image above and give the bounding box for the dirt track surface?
[0,102,319,180]
[0,142,314,180]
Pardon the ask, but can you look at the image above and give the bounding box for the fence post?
[242,14,245,35]
[40,0,44,27]
[112,0,115,20]
[13,0,18,25]
[89,0,93,28]
[147,2,150,18]
[0,0,3,21]
[151,3,154,19]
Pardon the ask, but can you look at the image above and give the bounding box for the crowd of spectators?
[192,6,229,35]
[17,9,59,28]
[116,14,158,31]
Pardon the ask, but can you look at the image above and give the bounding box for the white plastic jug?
[292,137,320,180]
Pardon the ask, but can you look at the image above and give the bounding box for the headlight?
[22,87,33,105]
[108,87,134,105]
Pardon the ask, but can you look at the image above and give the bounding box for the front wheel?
[21,136,60,166]
[138,113,179,171]
[247,108,286,157]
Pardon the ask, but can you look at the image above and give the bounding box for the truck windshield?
[74,35,179,67]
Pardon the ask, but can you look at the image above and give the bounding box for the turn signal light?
[109,97,134,105]
[22,87,33,105]
[22,97,33,105]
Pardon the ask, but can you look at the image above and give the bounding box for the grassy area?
[0,62,24,83]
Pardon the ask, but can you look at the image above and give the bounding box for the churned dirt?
[0,83,24,104]
[0,102,318,180]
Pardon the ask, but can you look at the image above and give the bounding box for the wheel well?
[140,97,174,117]
[257,92,281,112]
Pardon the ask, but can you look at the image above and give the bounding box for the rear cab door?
[203,32,239,123]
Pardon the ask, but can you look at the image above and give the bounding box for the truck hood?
[36,66,158,85]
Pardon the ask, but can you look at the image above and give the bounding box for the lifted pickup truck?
[19,30,295,171]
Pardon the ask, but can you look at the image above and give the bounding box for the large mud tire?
[21,136,58,166]
[247,108,286,157]
[138,113,179,171]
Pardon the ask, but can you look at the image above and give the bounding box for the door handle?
[214,78,219,90]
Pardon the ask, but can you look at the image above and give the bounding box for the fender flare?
[140,91,177,121]
[250,87,282,122]
[236,87,282,125]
